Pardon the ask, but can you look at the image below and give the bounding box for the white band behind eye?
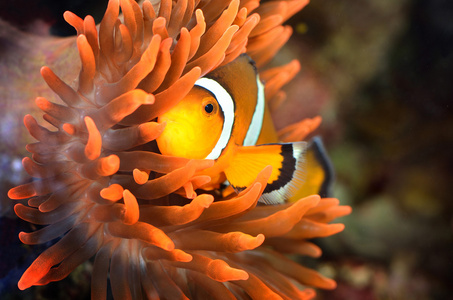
[195,77,235,160]
[243,75,265,146]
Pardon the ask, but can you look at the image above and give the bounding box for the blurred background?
[0,0,452,299]
[282,1,453,299]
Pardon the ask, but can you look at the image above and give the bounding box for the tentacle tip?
[342,205,353,215]
[122,190,139,217]
[156,120,166,130]
[291,59,301,68]
[17,280,29,291]
[250,13,261,23]
[23,114,34,125]
[228,24,240,34]
[133,169,149,185]
[308,194,321,205]
[62,123,76,135]
[258,165,273,183]
[333,223,345,233]
[312,115,322,125]
[100,184,124,201]
[255,233,265,245]
[18,231,27,243]
[106,154,120,167]
[7,189,14,199]
[84,14,95,22]
[76,33,88,43]
[162,241,175,252]
[63,10,74,18]
[239,233,265,250]
[323,278,337,290]
[146,94,155,104]
[312,251,322,258]
[233,270,249,281]
[302,288,317,298]
[13,203,23,213]
[191,66,202,76]
[38,203,50,213]
[34,97,45,106]
[204,159,215,168]
[8,185,26,199]
[197,194,214,208]
[39,66,50,75]
[174,250,193,262]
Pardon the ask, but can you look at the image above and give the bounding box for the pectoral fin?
[224,142,307,204]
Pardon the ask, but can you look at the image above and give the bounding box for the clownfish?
[157,54,333,204]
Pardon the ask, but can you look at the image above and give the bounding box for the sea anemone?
[8,0,351,299]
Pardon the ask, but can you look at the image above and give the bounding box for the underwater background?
[0,0,452,299]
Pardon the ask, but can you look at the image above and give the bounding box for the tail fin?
[287,136,334,202]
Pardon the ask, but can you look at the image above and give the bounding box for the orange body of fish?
[157,54,333,204]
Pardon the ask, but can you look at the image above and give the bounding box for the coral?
[8,0,351,299]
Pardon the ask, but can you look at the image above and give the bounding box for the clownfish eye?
[201,98,218,117]
[205,103,214,114]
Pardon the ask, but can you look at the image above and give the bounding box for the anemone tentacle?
[9,0,351,299]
